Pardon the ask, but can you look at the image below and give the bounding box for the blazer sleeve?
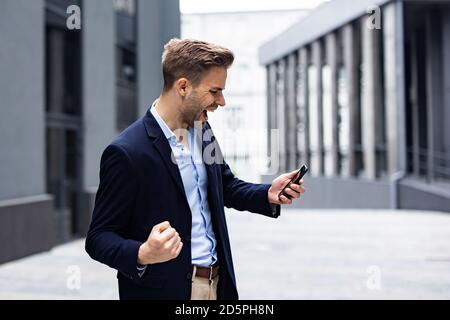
[85,144,142,279]
[220,160,280,218]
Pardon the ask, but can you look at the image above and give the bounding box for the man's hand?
[137,221,183,265]
[268,169,306,205]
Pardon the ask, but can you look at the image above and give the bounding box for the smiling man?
[85,39,305,300]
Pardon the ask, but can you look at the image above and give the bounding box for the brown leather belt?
[193,264,219,280]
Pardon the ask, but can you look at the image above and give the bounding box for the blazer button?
[186,272,192,280]
[186,235,191,241]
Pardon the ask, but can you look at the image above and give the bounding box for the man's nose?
[216,92,225,107]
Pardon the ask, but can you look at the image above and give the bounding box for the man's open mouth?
[200,107,218,122]
[201,110,208,122]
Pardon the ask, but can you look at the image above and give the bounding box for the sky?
[180,0,329,14]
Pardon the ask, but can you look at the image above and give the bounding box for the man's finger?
[290,183,305,194]
[165,232,180,249]
[169,237,181,255]
[285,169,300,179]
[160,227,177,242]
[155,221,171,232]
[279,194,292,205]
[173,242,183,257]
[284,187,300,199]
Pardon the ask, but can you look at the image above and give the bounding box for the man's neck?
[154,94,188,132]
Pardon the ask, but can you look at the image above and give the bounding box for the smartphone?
[278,165,308,200]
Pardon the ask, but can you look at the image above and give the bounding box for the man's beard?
[182,94,206,128]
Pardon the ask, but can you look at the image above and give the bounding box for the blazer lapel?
[153,137,187,199]
[143,109,188,201]
[202,124,221,204]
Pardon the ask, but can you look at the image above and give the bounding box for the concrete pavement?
[1,208,450,299]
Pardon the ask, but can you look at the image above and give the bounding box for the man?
[85,39,305,300]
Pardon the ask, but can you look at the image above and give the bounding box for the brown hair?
[162,38,234,91]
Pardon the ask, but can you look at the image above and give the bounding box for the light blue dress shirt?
[150,103,218,267]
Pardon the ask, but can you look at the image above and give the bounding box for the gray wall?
[82,0,180,188]
[82,0,181,188]
[80,0,180,232]
[261,174,450,212]
[0,0,46,200]
[0,195,55,264]
[399,179,450,213]
[261,174,391,209]
[82,0,117,190]
[443,9,450,162]
[137,0,180,116]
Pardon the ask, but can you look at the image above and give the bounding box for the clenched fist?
[137,221,183,265]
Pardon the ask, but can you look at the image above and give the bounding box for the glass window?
[337,66,350,176]
[375,27,387,178]
[308,65,320,176]
[296,51,308,165]
[276,60,287,171]
[355,21,365,177]
[115,0,138,131]
[267,63,278,171]
[45,0,82,116]
[322,65,333,176]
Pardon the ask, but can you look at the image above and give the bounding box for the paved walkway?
[1,209,450,299]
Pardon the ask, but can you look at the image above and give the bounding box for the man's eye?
[210,90,218,94]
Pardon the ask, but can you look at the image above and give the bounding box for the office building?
[260,0,450,212]
[0,0,180,263]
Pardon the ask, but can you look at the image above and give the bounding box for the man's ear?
[175,78,190,97]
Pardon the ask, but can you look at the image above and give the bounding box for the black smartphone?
[278,165,308,200]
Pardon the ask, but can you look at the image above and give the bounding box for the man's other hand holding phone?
[268,165,307,205]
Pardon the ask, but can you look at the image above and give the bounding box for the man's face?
[181,67,227,128]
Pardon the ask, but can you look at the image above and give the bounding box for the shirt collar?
[150,100,177,143]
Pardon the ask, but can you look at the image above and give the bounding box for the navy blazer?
[85,109,280,300]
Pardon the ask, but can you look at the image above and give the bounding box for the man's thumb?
[286,169,299,178]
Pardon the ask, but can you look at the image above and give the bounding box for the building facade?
[0,0,180,264]
[260,0,450,212]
